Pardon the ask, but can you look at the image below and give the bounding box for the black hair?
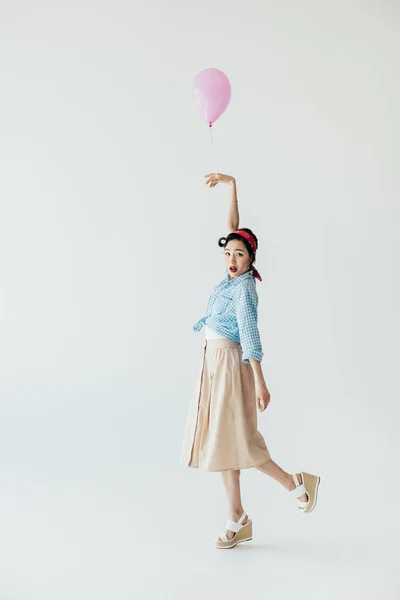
[217,228,259,272]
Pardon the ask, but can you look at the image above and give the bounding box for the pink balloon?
[193,68,231,126]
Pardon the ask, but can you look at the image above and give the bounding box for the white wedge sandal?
[290,472,321,514]
[215,511,253,549]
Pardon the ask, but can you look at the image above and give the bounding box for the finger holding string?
[204,173,221,188]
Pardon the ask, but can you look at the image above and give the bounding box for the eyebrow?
[225,248,244,251]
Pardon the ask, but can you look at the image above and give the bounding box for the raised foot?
[293,473,308,505]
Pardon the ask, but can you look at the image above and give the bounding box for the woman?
[180,173,321,550]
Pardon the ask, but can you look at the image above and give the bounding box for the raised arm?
[227,178,239,232]
[204,173,239,233]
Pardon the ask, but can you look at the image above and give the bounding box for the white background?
[0,1,399,598]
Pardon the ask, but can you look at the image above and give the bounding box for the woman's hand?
[256,384,271,412]
[204,173,235,188]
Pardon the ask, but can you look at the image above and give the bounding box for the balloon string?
[209,125,217,176]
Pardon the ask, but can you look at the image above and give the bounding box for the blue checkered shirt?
[193,268,263,363]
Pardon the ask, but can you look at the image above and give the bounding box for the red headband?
[234,229,262,282]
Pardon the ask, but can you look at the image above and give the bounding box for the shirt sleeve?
[235,284,263,363]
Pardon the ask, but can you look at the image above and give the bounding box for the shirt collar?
[225,267,253,283]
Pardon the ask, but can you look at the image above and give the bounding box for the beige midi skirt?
[180,337,271,472]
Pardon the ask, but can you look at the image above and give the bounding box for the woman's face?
[224,240,251,279]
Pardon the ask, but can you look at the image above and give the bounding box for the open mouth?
[229,267,237,273]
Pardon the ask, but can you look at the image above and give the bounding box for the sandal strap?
[289,483,306,498]
[238,511,247,524]
[292,473,301,487]
[226,511,247,533]
[297,500,308,507]
[226,520,243,533]
[220,533,228,542]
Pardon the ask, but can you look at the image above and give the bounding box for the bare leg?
[218,469,250,542]
[255,459,308,503]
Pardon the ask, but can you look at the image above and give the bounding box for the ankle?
[286,474,296,492]
[229,508,245,520]
[286,472,302,492]
[287,472,303,491]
